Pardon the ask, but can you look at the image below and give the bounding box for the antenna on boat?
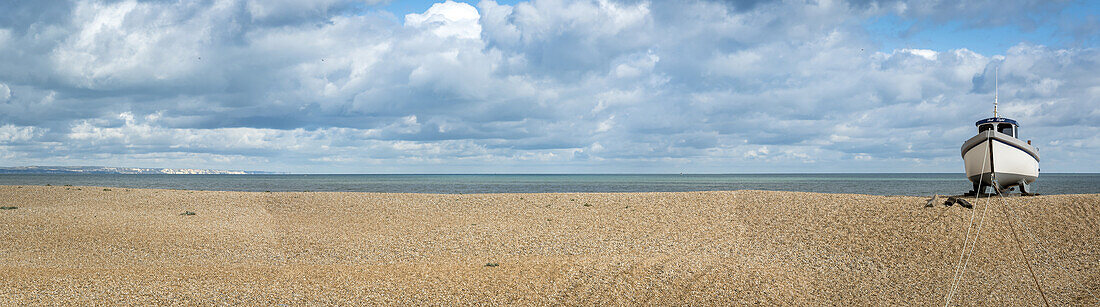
[994,66,999,118]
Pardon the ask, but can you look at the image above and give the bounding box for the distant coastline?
[1,173,1098,196]
[0,166,279,175]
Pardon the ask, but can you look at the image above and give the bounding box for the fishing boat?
[961,72,1039,195]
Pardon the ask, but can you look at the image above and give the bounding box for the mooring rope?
[996,195,1051,307]
[946,133,1095,305]
[1013,212,1099,301]
[999,190,1099,303]
[945,188,992,306]
[944,133,993,306]
[944,195,981,305]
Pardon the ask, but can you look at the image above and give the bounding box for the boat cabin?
[976,117,1018,138]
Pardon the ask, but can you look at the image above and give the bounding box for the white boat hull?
[961,131,1039,192]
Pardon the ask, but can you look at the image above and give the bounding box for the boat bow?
[960,130,1040,163]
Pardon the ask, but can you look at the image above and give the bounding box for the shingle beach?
[1,185,1097,305]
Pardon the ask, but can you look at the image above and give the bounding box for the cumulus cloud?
[0,124,45,143]
[405,1,482,39]
[50,0,222,89]
[0,0,1096,173]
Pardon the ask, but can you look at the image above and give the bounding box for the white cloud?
[405,1,482,39]
[0,124,45,143]
[0,0,1096,173]
[0,83,9,101]
[744,146,769,159]
[595,115,615,133]
[49,0,239,89]
[901,48,938,60]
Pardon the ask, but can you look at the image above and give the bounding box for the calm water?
[1,173,1098,196]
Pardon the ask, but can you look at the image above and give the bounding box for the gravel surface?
[0,185,1097,305]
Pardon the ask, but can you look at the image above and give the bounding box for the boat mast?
[994,67,999,118]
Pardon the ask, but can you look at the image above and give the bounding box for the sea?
[1,173,1098,196]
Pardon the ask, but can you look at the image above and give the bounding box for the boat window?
[978,124,993,132]
[997,124,1015,136]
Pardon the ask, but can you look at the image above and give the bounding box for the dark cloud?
[711,0,779,12]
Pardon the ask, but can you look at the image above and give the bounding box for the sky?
[0,0,1097,174]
